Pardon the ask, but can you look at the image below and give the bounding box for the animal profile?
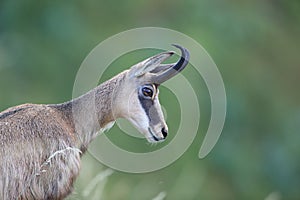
[0,44,189,199]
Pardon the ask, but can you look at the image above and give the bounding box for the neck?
[55,72,126,150]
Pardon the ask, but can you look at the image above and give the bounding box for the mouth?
[148,127,163,142]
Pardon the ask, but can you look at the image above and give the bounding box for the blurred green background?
[1,0,300,199]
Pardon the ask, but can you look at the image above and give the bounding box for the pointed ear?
[128,51,174,78]
[149,64,174,74]
[151,44,190,84]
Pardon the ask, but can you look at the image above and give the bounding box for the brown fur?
[0,46,182,199]
[0,73,125,200]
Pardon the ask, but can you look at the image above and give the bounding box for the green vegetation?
[1,0,299,199]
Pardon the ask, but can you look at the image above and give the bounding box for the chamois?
[0,45,189,199]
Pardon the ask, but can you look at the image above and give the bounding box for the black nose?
[161,127,168,138]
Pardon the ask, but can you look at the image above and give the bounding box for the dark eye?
[142,87,153,97]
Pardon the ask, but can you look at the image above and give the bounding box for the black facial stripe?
[138,95,152,116]
[138,95,161,125]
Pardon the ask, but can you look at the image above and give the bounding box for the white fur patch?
[36,147,82,176]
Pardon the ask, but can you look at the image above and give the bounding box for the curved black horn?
[153,44,190,84]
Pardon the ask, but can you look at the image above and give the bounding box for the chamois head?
[113,45,189,143]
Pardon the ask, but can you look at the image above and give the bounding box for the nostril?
[161,127,168,138]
